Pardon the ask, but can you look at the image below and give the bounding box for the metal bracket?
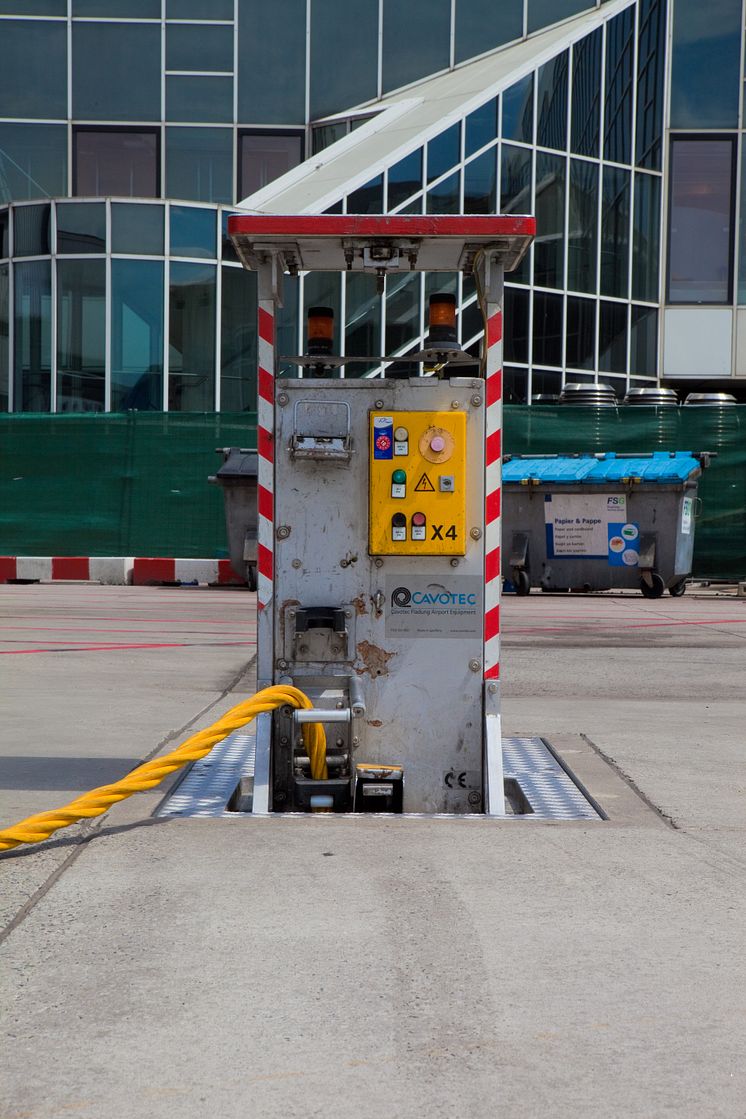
[290,398,352,462]
[283,603,357,664]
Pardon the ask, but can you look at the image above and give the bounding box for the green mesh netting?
[0,412,256,559]
[0,406,744,578]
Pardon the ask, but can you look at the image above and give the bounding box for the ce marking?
[444,769,467,789]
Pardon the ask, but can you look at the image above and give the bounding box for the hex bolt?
[288,609,296,618]
[468,791,481,806]
[352,736,360,746]
[277,659,288,670]
[451,400,461,409]
[292,559,302,569]
[336,700,344,709]
[280,736,290,746]
[487,682,498,694]
[450,558,459,568]
[374,558,384,568]
[375,399,384,408]
[277,392,289,406]
[276,525,291,540]
[340,559,348,568]
[471,394,482,407]
[469,659,481,672]
[345,609,352,618]
[470,527,482,540]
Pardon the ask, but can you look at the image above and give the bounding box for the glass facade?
[5,0,744,410]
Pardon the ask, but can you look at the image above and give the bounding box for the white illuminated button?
[394,427,409,441]
[430,435,446,454]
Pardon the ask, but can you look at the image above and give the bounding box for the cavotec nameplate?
[385,575,483,639]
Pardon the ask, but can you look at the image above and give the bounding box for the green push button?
[392,469,406,485]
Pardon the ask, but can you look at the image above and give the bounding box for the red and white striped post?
[480,255,506,815]
[256,296,276,690]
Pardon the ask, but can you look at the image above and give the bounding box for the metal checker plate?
[502,737,602,821]
[157,730,255,818]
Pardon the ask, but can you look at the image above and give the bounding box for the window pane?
[167,76,233,123]
[348,175,383,214]
[630,305,658,377]
[534,152,565,288]
[464,149,496,214]
[670,0,741,129]
[237,0,306,124]
[112,203,164,255]
[455,0,521,62]
[0,1,65,11]
[427,171,460,214]
[604,9,634,164]
[427,124,460,184]
[568,159,598,294]
[14,205,51,257]
[56,203,106,255]
[532,291,563,366]
[385,271,420,354]
[110,260,164,411]
[668,139,733,303]
[460,298,482,344]
[636,0,666,170]
[465,99,498,159]
[502,75,533,143]
[504,366,528,404]
[382,0,450,93]
[169,261,216,410]
[345,272,380,375]
[74,0,159,12]
[527,0,590,33]
[277,275,299,379]
[168,0,233,16]
[566,295,596,369]
[600,166,630,298]
[0,124,67,205]
[56,259,106,412]
[74,130,158,197]
[0,20,67,119]
[0,264,8,411]
[387,150,423,211]
[72,24,161,121]
[166,24,233,72]
[532,369,561,398]
[536,52,568,151]
[0,212,7,257]
[167,127,233,204]
[310,0,378,118]
[13,260,51,412]
[504,286,529,363]
[632,172,660,302]
[501,145,532,284]
[170,205,216,259]
[221,266,257,412]
[599,300,627,373]
[312,123,348,155]
[571,29,601,158]
[239,133,302,201]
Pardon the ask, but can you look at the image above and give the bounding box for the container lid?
[502,451,701,485]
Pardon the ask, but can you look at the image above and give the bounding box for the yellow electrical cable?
[0,685,327,852]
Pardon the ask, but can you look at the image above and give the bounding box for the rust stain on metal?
[351,595,368,617]
[356,641,396,678]
[366,719,383,728]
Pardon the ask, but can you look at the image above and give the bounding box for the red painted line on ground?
[507,618,746,634]
[0,625,257,635]
[0,640,256,655]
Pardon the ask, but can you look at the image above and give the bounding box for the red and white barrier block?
[0,557,247,586]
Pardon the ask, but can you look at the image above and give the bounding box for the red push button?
[411,511,426,541]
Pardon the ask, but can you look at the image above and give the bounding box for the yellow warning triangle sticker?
[414,472,435,492]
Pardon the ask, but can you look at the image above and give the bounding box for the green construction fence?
[0,407,744,579]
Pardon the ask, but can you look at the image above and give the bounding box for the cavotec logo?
[391,584,477,608]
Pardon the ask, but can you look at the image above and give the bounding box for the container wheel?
[246,563,257,591]
[513,569,531,596]
[669,578,687,597]
[640,572,665,599]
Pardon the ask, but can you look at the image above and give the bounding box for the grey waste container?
[209,447,258,590]
[502,451,711,598]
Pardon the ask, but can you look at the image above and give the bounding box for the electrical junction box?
[369,410,467,555]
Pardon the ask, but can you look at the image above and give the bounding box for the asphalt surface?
[1,584,745,1118]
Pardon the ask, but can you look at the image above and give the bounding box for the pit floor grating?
[157,731,602,821]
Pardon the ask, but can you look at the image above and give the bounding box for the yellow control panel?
[369,410,467,555]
